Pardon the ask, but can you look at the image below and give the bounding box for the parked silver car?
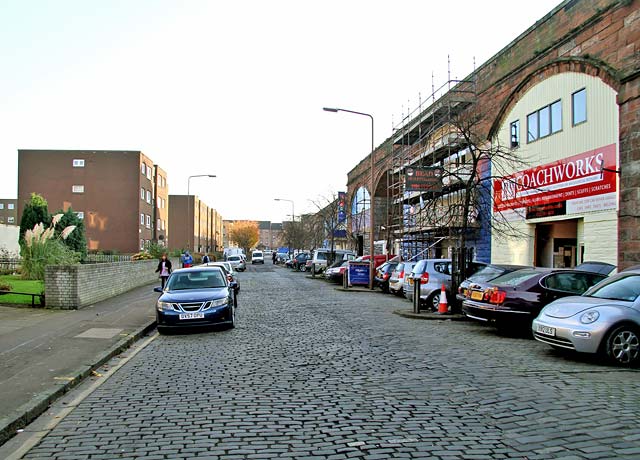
[203,261,240,293]
[404,259,452,310]
[227,254,246,272]
[389,261,416,296]
[533,269,640,366]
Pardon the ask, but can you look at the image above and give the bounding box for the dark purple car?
[462,268,607,329]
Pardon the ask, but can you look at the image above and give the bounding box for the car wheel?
[299,265,307,272]
[428,292,440,312]
[604,324,640,366]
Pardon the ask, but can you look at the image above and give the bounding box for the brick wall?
[44,258,177,309]
[346,0,640,267]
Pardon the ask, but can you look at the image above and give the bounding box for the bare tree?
[310,193,351,265]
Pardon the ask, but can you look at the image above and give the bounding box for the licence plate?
[179,313,205,320]
[470,290,484,301]
[536,324,556,336]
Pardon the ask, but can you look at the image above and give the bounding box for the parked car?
[532,269,640,366]
[374,261,399,293]
[457,264,530,303]
[310,249,355,274]
[324,260,349,283]
[251,250,264,264]
[462,268,607,329]
[275,252,289,264]
[404,259,453,311]
[227,254,246,272]
[389,261,416,296]
[292,252,311,271]
[203,261,240,293]
[574,261,616,275]
[154,266,237,332]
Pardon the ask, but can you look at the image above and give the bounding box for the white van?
[251,250,264,264]
[310,249,355,274]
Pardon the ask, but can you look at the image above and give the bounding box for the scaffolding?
[388,73,478,261]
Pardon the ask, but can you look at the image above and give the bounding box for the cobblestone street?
[20,264,640,459]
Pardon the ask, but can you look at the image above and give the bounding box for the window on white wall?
[572,88,587,126]
[527,100,562,143]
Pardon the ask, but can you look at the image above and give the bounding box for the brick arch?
[488,57,621,140]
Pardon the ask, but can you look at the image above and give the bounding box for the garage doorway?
[534,220,578,268]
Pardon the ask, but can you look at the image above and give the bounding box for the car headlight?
[580,310,600,324]
[157,301,174,312]
[203,298,229,310]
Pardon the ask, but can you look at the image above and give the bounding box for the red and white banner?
[493,144,617,213]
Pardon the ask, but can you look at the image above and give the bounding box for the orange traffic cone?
[438,283,449,314]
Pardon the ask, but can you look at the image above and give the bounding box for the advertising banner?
[493,144,617,213]
[348,261,370,286]
[337,191,346,224]
[405,167,443,193]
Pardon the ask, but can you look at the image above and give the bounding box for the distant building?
[0,199,17,225]
[168,195,223,254]
[17,150,169,253]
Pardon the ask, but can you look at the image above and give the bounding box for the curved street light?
[323,107,375,290]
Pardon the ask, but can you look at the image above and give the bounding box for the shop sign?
[494,144,617,213]
[526,201,566,219]
[405,167,443,193]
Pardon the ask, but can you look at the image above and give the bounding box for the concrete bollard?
[413,275,421,314]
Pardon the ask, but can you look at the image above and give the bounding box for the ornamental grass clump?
[21,214,81,280]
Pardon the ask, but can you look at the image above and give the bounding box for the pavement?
[0,282,159,446]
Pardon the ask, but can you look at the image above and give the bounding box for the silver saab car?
[532,269,640,366]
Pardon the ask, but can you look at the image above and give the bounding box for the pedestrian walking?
[272,251,277,264]
[182,251,193,268]
[202,253,210,264]
[155,253,172,289]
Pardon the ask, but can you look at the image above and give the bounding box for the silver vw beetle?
[532,269,640,366]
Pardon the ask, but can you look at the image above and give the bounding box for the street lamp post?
[274,198,295,256]
[323,107,375,290]
[187,174,216,251]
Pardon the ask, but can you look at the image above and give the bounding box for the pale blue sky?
[1,0,562,221]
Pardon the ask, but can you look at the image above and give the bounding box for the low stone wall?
[44,258,176,309]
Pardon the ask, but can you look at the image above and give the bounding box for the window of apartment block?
[72,185,84,193]
[161,220,165,230]
[8,203,14,210]
[73,159,85,167]
[140,239,144,250]
[141,163,146,176]
[527,100,562,143]
[146,190,151,204]
[7,217,14,224]
[572,88,587,126]
[76,211,84,220]
[510,120,520,148]
[140,213,145,225]
[157,218,161,229]
[146,215,151,228]
[0,203,4,210]
[146,167,152,180]
[140,187,145,200]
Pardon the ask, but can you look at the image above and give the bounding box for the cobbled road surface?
[22,263,640,459]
